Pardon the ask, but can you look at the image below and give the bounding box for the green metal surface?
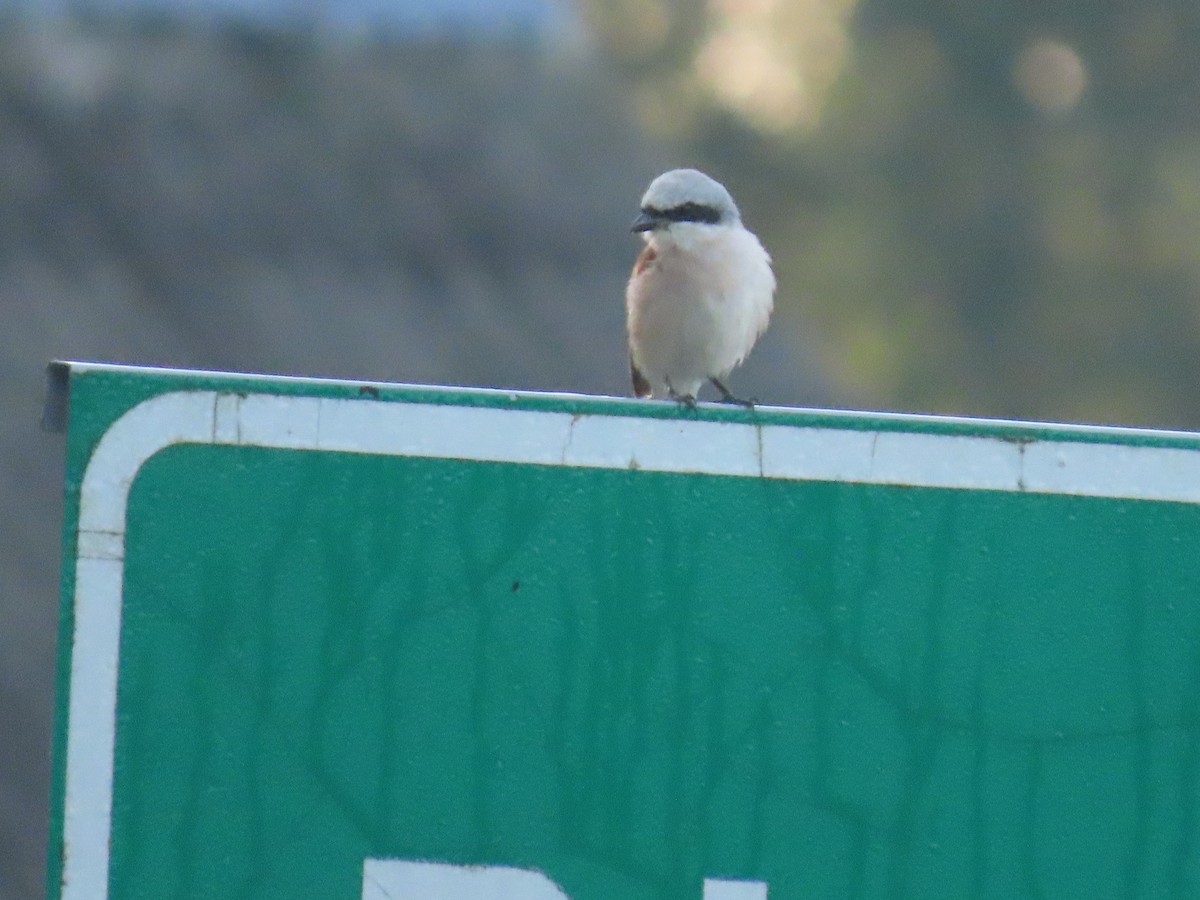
[50,364,1200,899]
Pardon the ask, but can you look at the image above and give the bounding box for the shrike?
[625,168,775,405]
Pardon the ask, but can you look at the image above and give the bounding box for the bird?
[625,168,775,406]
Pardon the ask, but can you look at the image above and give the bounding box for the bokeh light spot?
[1014,38,1088,115]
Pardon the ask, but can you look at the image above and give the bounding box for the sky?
[14,0,570,34]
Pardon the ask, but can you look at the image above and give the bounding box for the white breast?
[626,223,775,398]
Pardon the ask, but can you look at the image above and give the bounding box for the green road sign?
[48,361,1200,899]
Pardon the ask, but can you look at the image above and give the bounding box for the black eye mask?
[642,201,723,225]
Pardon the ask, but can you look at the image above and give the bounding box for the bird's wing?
[630,359,652,398]
[627,243,660,398]
[632,242,658,276]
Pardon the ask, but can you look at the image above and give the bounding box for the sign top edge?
[48,359,1200,448]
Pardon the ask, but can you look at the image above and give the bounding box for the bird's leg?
[665,378,697,409]
[710,377,755,408]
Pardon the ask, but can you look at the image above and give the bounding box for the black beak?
[631,210,658,233]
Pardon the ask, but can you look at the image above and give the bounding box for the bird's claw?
[710,378,756,408]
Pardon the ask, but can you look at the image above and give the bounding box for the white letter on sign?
[704,878,768,899]
[362,859,569,899]
[362,860,768,898]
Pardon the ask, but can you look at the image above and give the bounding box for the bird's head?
[631,168,741,235]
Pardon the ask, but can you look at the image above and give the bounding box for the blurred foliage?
[0,14,676,393]
[577,0,1200,427]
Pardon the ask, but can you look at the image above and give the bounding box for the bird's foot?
[665,379,697,409]
[710,378,756,409]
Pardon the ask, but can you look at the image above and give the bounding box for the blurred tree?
[575,0,1200,428]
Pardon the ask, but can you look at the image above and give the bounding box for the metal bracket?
[42,359,72,433]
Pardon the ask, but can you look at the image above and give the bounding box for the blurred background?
[4,0,1200,895]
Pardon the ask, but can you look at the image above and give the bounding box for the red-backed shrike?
[626,168,775,405]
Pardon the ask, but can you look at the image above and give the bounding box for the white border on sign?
[63,390,1200,898]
